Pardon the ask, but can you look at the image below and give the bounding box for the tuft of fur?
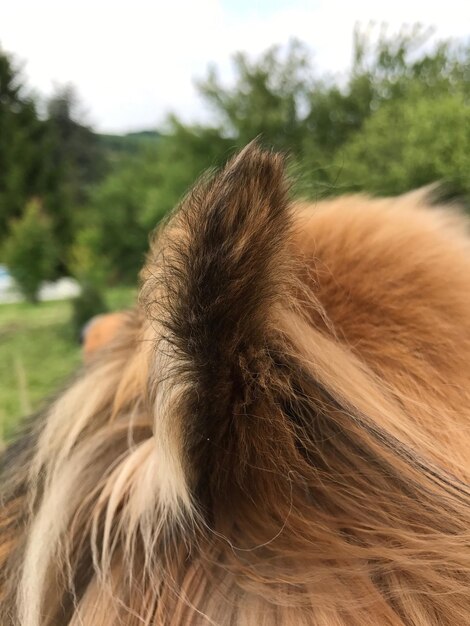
[140,142,294,508]
[1,143,470,625]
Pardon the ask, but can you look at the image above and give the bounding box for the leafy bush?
[334,93,470,199]
[5,29,469,290]
[2,199,58,303]
[83,122,231,283]
[70,283,108,339]
[69,225,110,287]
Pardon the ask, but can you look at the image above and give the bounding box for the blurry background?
[0,0,469,439]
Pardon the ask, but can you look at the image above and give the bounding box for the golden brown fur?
[1,144,470,625]
[82,312,127,361]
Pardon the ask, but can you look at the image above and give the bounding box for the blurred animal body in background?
[1,144,470,625]
[80,312,126,361]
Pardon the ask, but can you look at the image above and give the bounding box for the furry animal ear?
[142,142,294,501]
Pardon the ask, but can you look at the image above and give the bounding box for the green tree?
[301,26,470,187]
[82,147,161,283]
[84,120,231,283]
[194,27,469,192]
[80,27,470,284]
[334,93,470,199]
[197,39,313,153]
[42,85,106,266]
[69,224,110,338]
[0,49,106,273]
[2,199,58,303]
[0,48,51,238]
[46,85,105,202]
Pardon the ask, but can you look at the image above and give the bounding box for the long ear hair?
[1,144,470,626]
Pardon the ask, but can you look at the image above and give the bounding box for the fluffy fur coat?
[1,144,470,625]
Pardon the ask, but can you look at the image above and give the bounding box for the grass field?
[0,286,136,443]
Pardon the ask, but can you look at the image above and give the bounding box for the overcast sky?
[1,0,468,133]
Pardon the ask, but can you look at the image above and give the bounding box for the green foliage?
[68,225,111,336]
[70,283,108,338]
[137,120,232,225]
[0,51,105,271]
[0,49,52,237]
[194,26,470,196]
[78,28,469,283]
[44,85,106,258]
[301,26,470,187]
[198,39,313,152]
[2,28,470,290]
[334,93,470,198]
[98,130,161,164]
[81,148,161,283]
[84,120,232,282]
[2,199,58,303]
[69,225,110,287]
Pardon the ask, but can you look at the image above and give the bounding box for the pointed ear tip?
[229,141,286,178]
[239,139,284,161]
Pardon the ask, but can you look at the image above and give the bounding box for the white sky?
[0,0,468,133]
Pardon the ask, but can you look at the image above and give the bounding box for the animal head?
[2,143,470,626]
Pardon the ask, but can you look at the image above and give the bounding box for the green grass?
[0,286,137,443]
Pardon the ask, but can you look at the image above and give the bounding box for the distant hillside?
[98,130,161,161]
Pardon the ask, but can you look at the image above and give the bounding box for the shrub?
[334,93,470,199]
[70,283,108,340]
[2,199,58,303]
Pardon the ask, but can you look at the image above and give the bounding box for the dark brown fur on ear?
[142,142,293,495]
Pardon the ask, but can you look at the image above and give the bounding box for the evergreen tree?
[0,48,49,237]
